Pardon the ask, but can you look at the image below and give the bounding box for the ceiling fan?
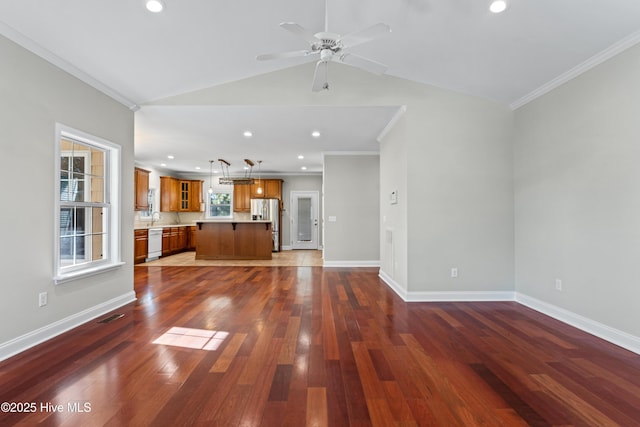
[256,1,391,91]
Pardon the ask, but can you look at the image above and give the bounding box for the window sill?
[54,261,125,285]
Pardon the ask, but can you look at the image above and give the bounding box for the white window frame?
[205,189,233,219]
[54,124,123,284]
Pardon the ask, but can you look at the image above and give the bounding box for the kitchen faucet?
[150,211,160,226]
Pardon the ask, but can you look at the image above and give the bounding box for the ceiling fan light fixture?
[489,0,507,13]
[145,0,165,13]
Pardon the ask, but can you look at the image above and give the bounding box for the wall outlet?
[38,292,48,307]
[451,267,458,278]
[555,279,562,291]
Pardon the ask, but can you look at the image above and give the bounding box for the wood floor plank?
[306,387,328,427]
[0,264,639,426]
[210,332,247,373]
[277,316,301,365]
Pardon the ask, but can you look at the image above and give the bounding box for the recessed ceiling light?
[301,166,307,170]
[311,130,321,138]
[489,0,507,13]
[146,0,165,13]
[195,166,201,170]
[298,155,304,160]
[161,163,167,167]
[167,155,174,159]
[243,130,253,138]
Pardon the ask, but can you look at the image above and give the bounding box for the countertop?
[134,220,271,230]
[196,219,271,224]
[134,223,196,230]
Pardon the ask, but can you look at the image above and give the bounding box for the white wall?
[514,43,640,338]
[405,87,515,299]
[0,35,135,359]
[323,155,380,264]
[379,115,408,294]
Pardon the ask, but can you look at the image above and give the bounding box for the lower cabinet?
[161,226,191,256]
[134,229,148,264]
[187,226,196,250]
[137,226,192,264]
[162,228,171,256]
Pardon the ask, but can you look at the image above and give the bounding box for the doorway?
[291,191,319,250]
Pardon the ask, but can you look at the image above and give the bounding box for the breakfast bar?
[195,220,272,260]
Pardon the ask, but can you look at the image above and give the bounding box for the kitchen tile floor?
[140,249,323,267]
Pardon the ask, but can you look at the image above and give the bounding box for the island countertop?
[195,220,272,260]
[195,219,271,224]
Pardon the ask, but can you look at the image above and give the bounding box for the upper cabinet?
[233,183,251,212]
[190,180,203,212]
[160,176,203,212]
[250,179,283,200]
[134,168,150,211]
[235,179,283,212]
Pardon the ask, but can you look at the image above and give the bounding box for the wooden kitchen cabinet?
[189,180,203,212]
[263,179,283,199]
[134,229,148,264]
[179,180,190,211]
[162,228,171,256]
[250,179,283,200]
[161,177,203,212]
[134,168,150,211]
[178,227,187,250]
[233,183,251,212]
[161,226,190,255]
[160,176,179,212]
[187,226,197,250]
[237,179,283,212]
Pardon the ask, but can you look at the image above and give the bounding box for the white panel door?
[291,191,319,250]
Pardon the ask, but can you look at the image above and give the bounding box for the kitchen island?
[195,220,272,260]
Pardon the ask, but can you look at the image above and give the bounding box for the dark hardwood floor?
[1,265,639,426]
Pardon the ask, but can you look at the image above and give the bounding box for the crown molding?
[510,29,640,110]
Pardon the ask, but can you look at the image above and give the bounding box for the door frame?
[290,191,319,250]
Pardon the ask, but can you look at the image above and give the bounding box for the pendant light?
[256,160,263,195]
[208,160,214,194]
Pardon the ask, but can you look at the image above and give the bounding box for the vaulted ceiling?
[2,0,640,174]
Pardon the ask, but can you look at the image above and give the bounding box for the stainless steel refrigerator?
[250,198,280,252]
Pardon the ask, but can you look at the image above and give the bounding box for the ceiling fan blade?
[339,23,391,48]
[256,50,315,61]
[338,53,388,75]
[280,22,319,45]
[311,61,330,92]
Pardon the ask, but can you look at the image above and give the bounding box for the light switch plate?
[390,190,398,205]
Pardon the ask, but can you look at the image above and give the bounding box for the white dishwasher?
[147,228,163,261]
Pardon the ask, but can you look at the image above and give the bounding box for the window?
[54,124,122,284]
[139,188,155,219]
[207,191,232,218]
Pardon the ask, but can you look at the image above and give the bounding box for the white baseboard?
[516,293,640,355]
[281,246,323,251]
[0,291,137,362]
[378,269,408,300]
[378,270,514,302]
[404,290,515,302]
[323,260,380,268]
[377,272,640,355]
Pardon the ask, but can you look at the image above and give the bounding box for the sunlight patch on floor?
[153,326,229,351]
